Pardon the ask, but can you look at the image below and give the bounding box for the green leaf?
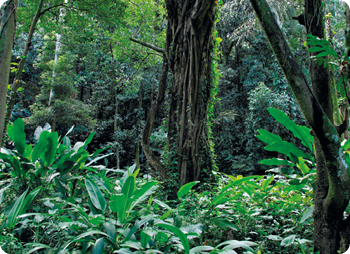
[7,124,14,141]
[261,175,274,192]
[32,139,48,163]
[92,237,105,254]
[177,181,199,199]
[121,175,135,201]
[281,235,296,246]
[141,231,152,249]
[307,47,324,52]
[300,206,314,223]
[110,194,125,213]
[85,176,106,211]
[267,108,313,152]
[156,222,190,254]
[259,158,295,167]
[59,230,110,254]
[125,214,155,241]
[130,181,158,210]
[23,144,33,161]
[211,218,237,231]
[13,118,26,155]
[190,246,214,253]
[297,157,310,176]
[43,132,58,166]
[6,189,28,229]
[21,187,41,215]
[316,51,330,57]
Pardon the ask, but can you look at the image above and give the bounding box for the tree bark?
[2,0,44,143]
[248,0,350,253]
[0,0,18,148]
[166,0,217,186]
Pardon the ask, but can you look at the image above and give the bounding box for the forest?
[0,0,350,253]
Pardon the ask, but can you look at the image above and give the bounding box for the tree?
[248,0,350,252]
[140,0,218,187]
[0,0,18,148]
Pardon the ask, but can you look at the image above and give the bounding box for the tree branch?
[130,37,166,54]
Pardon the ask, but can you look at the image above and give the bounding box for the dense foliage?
[1,0,350,252]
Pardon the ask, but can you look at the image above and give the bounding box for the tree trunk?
[166,0,217,186]
[248,0,350,253]
[0,0,18,148]
[2,0,44,143]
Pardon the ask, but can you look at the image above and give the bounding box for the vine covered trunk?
[248,0,350,253]
[141,0,217,188]
[0,0,18,148]
[166,0,217,185]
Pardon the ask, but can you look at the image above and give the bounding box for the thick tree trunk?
[0,0,18,148]
[166,0,217,185]
[248,0,350,253]
[141,1,217,187]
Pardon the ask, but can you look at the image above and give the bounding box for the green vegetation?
[1,0,350,253]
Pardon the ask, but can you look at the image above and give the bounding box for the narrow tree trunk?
[135,81,143,169]
[0,0,18,148]
[2,0,44,143]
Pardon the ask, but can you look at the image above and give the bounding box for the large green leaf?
[130,181,158,210]
[300,206,314,223]
[125,214,155,241]
[32,139,48,163]
[121,175,135,201]
[43,132,58,166]
[281,235,296,246]
[85,176,106,211]
[156,222,190,254]
[59,230,110,254]
[13,118,26,155]
[21,187,41,215]
[259,158,295,167]
[0,153,22,176]
[261,175,274,192]
[268,108,313,152]
[92,237,105,254]
[110,194,125,213]
[6,189,28,229]
[177,181,199,199]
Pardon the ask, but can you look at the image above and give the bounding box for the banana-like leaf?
[130,181,158,211]
[122,175,135,201]
[156,222,190,254]
[6,189,28,229]
[32,139,48,163]
[268,108,313,152]
[13,118,26,155]
[177,181,199,199]
[259,158,295,167]
[261,175,274,192]
[92,237,105,254]
[21,187,41,215]
[85,176,106,211]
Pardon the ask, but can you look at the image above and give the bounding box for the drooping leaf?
[267,108,313,152]
[21,187,41,215]
[177,181,199,199]
[6,189,28,229]
[259,158,295,167]
[92,237,105,254]
[85,176,106,211]
[300,206,314,223]
[281,235,296,246]
[156,222,190,254]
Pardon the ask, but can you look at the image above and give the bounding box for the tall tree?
[141,0,218,187]
[248,0,350,252]
[0,0,18,148]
